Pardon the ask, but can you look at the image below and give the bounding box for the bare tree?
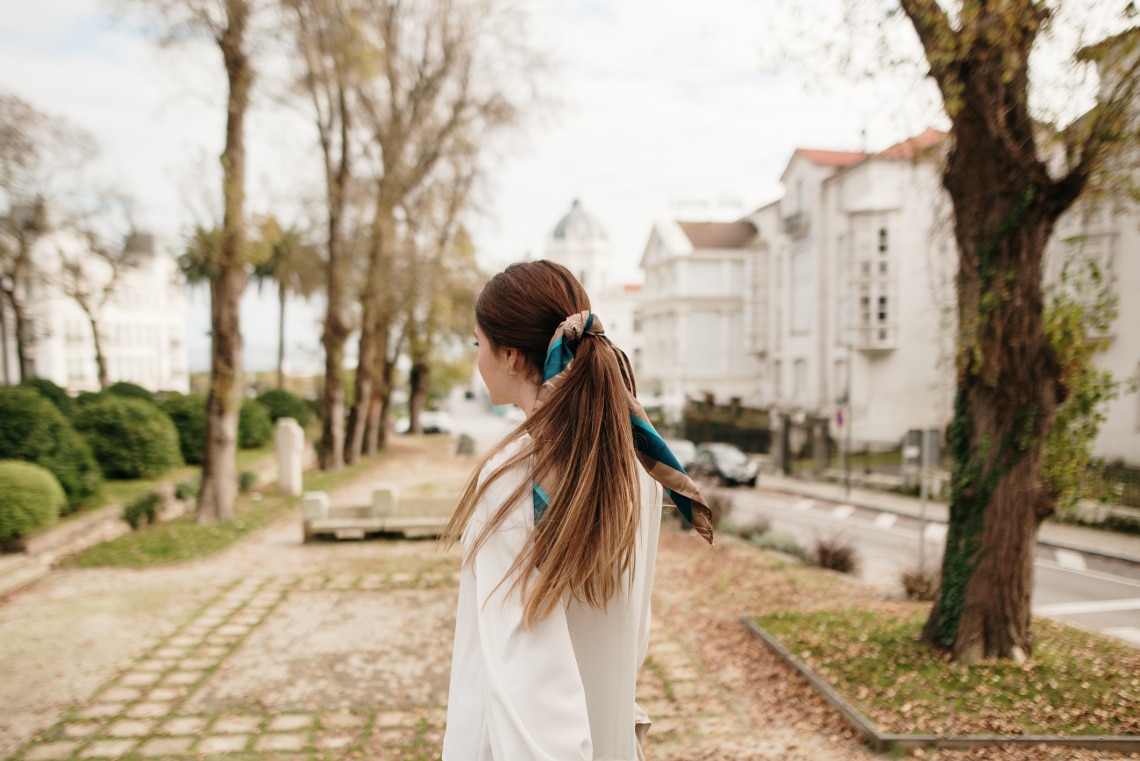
[0,93,93,383]
[284,0,365,470]
[343,0,539,464]
[115,0,263,523]
[49,193,143,389]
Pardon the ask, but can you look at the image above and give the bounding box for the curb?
[740,615,1140,754]
[760,485,1140,567]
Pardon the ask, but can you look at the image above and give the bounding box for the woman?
[441,260,712,760]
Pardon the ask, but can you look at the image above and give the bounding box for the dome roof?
[551,199,608,242]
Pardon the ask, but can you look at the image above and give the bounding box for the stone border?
[740,615,1140,754]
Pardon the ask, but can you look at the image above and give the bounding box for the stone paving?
[1,436,867,761]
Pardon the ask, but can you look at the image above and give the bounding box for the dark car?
[690,442,758,487]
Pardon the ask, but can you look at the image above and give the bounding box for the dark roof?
[677,220,758,249]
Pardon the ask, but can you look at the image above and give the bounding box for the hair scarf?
[530,310,714,544]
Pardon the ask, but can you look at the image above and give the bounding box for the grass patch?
[63,449,384,569]
[755,605,1140,737]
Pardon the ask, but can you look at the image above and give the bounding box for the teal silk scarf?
[531,311,714,544]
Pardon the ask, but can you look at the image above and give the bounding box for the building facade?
[638,218,763,415]
[0,231,190,394]
[683,126,1138,464]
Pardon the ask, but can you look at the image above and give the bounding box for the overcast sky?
[2,0,956,372]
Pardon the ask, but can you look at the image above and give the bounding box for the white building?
[638,217,763,413]
[715,126,1138,465]
[0,230,190,394]
[543,199,645,375]
[745,130,957,449]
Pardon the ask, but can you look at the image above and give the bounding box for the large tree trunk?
[919,73,1068,665]
[316,83,351,472]
[198,1,251,525]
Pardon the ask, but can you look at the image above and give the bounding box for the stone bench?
[300,484,456,542]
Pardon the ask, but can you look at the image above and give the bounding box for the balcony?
[854,325,898,351]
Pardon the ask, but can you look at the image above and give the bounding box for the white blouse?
[442,436,663,761]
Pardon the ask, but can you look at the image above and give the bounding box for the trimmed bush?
[160,393,208,466]
[812,536,860,575]
[239,470,258,493]
[255,388,310,428]
[123,491,161,530]
[106,381,156,403]
[75,396,183,479]
[0,386,102,512]
[0,460,65,543]
[21,377,77,417]
[175,480,199,501]
[239,398,274,449]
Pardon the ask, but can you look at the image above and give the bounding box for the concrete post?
[275,417,305,497]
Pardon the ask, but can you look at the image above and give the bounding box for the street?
[728,487,1140,648]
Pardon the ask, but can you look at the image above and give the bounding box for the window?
[878,227,889,254]
[793,358,807,403]
[834,359,849,404]
[878,295,888,323]
[860,295,871,327]
[791,250,812,334]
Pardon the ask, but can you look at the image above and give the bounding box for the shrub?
[901,568,940,601]
[0,460,65,543]
[707,491,735,529]
[239,470,258,493]
[160,393,208,465]
[175,480,199,501]
[75,396,183,479]
[21,377,77,417]
[255,388,310,427]
[123,491,161,530]
[812,536,860,575]
[239,398,274,449]
[106,381,156,403]
[0,387,102,512]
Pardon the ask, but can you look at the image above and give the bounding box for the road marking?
[1033,597,1140,616]
[794,499,814,512]
[923,523,948,542]
[831,505,855,519]
[1053,549,1087,571]
[1104,627,1140,646]
[873,513,897,529]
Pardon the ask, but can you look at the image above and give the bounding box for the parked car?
[662,437,697,470]
[690,442,758,487]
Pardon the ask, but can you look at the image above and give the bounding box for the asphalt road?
[728,486,1140,648]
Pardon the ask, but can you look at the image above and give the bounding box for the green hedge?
[160,393,208,465]
[239,398,274,449]
[75,396,183,479]
[105,381,156,403]
[21,378,77,417]
[0,386,102,512]
[255,388,310,427]
[0,460,65,542]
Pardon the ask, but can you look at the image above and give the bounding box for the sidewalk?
[0,437,877,761]
[759,472,1140,565]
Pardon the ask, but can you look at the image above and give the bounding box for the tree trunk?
[198,0,252,525]
[7,293,31,383]
[408,357,428,434]
[919,85,1069,664]
[316,82,351,472]
[276,280,286,389]
[86,313,109,390]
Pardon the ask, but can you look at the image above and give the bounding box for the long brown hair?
[442,260,642,628]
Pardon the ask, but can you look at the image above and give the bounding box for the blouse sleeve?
[468,475,593,761]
